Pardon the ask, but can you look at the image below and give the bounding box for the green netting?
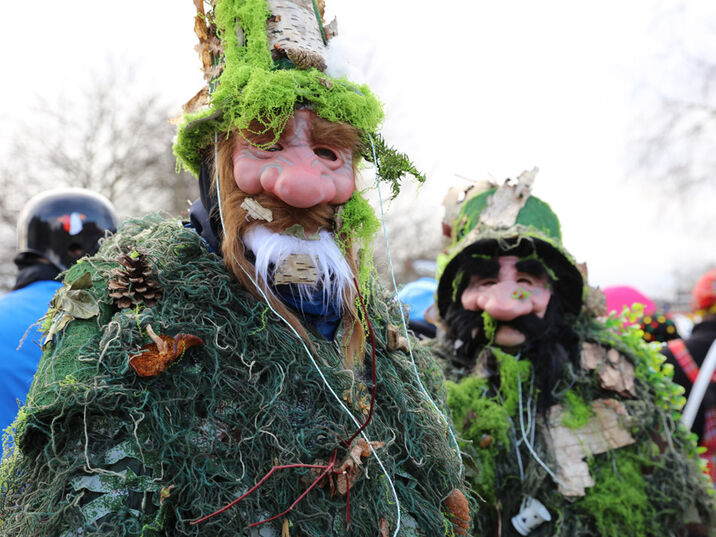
[0,215,467,536]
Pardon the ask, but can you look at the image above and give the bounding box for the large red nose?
[259,150,336,209]
[477,282,534,322]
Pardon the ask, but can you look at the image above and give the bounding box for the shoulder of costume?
[16,216,229,442]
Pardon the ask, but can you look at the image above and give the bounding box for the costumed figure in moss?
[0,2,469,536]
[432,169,715,537]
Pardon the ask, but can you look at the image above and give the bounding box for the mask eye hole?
[314,147,338,161]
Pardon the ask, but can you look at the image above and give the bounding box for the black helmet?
[17,188,118,271]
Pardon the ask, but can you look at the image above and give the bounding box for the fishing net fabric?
[0,215,464,537]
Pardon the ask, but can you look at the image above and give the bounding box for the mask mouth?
[499,313,549,343]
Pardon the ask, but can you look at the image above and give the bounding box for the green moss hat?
[436,169,584,318]
[173,0,422,194]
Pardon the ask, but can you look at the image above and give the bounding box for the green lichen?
[561,389,593,429]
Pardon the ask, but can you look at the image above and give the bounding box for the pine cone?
[445,488,470,535]
[108,250,163,309]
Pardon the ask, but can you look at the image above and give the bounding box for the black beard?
[443,296,581,413]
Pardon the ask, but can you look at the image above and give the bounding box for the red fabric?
[693,269,716,311]
[701,408,716,482]
[667,339,716,384]
[668,338,716,481]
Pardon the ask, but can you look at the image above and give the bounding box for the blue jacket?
[0,279,61,432]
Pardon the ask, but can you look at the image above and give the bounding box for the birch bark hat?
[436,168,584,319]
[173,0,420,194]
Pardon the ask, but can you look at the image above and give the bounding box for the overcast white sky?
[1,0,714,300]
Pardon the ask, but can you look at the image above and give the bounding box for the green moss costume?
[0,216,463,536]
[0,1,464,534]
[434,178,716,536]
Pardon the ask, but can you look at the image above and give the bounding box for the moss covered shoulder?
[23,216,221,420]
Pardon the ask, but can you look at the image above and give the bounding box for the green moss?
[492,348,531,416]
[561,389,594,429]
[337,191,379,297]
[576,451,657,537]
[360,132,425,200]
[446,377,512,503]
[451,270,464,303]
[482,312,496,344]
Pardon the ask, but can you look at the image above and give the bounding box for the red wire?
[189,460,334,526]
[345,471,351,530]
[249,451,338,528]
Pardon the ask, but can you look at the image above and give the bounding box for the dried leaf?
[181,87,210,115]
[379,518,390,537]
[129,325,204,378]
[194,15,208,40]
[386,324,410,353]
[69,271,93,290]
[159,484,174,506]
[444,488,470,535]
[193,0,205,14]
[282,518,290,537]
[61,289,100,319]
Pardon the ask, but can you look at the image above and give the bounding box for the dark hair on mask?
[443,291,581,414]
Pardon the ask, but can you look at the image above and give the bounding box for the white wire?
[366,134,464,477]
[213,134,402,536]
[516,366,565,487]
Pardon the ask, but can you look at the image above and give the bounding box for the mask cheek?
[461,288,484,311]
[232,158,263,195]
[530,289,552,318]
[330,174,356,204]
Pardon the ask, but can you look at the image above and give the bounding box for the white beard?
[242,225,355,310]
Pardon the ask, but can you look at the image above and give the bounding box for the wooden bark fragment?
[544,399,635,497]
[581,342,636,397]
[241,197,274,222]
[273,254,318,285]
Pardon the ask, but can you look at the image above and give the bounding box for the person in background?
[602,285,680,343]
[0,188,117,433]
[663,268,716,481]
[397,276,438,338]
[432,171,714,536]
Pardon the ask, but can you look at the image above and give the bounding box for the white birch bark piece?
[479,167,538,229]
[543,399,635,497]
[273,253,319,285]
[267,0,328,71]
